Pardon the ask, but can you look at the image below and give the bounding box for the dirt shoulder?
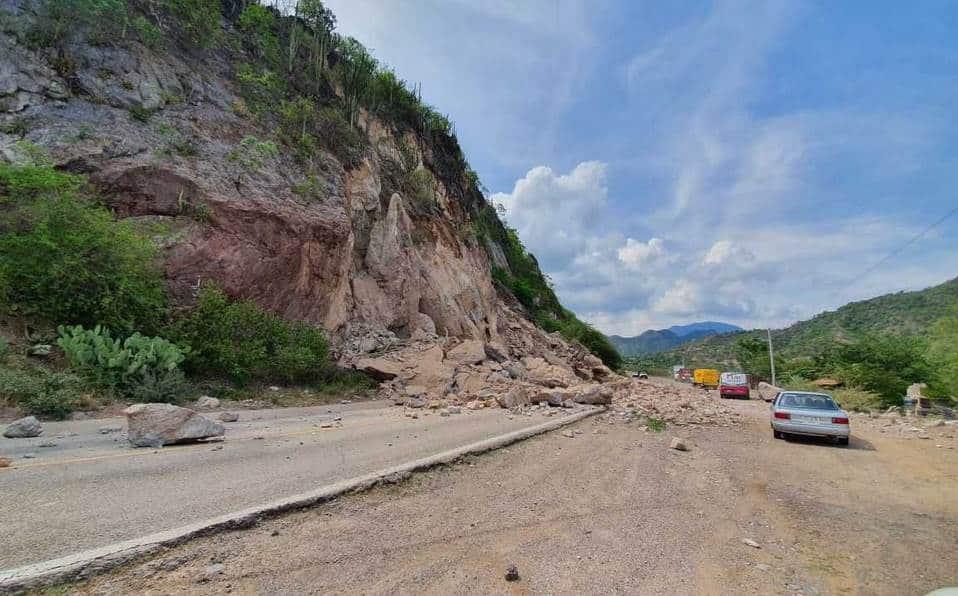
[63,394,957,595]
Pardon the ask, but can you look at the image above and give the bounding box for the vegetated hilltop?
[0,0,619,371]
[610,321,742,357]
[631,277,958,370]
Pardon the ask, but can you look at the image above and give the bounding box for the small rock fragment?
[561,430,575,438]
[504,564,520,582]
[194,395,220,409]
[670,437,688,451]
[0,457,11,468]
[742,538,761,548]
[219,412,239,422]
[197,563,224,583]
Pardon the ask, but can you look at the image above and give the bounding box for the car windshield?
[778,393,839,410]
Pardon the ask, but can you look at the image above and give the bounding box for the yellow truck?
[693,368,720,389]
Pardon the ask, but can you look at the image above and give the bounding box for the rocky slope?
[0,2,618,404]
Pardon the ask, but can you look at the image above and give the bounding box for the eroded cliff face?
[0,13,617,401]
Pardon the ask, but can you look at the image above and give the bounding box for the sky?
[323,0,958,335]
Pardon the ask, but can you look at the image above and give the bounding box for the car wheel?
[837,437,849,446]
[773,430,783,439]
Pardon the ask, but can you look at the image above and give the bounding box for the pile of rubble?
[607,379,742,427]
[347,309,617,411]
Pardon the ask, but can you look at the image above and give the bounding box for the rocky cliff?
[0,0,617,404]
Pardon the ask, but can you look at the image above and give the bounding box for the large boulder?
[496,386,531,409]
[3,416,42,438]
[572,385,613,405]
[484,342,510,363]
[757,382,782,402]
[445,339,486,366]
[124,403,225,448]
[355,357,403,381]
[521,357,578,389]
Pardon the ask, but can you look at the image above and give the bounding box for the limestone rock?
[356,357,403,381]
[125,403,225,448]
[219,412,239,422]
[573,385,613,405]
[3,416,42,438]
[496,387,531,409]
[484,342,510,363]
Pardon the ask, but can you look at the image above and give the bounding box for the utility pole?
[767,328,776,386]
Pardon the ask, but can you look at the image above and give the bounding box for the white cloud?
[618,237,669,269]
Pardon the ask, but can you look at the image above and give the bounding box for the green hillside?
[630,277,958,370]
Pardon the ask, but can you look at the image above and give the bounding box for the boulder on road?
[219,411,239,422]
[496,386,531,409]
[757,382,782,401]
[670,437,688,451]
[573,385,613,405]
[3,416,43,438]
[125,403,225,448]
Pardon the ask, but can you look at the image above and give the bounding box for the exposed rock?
[670,437,688,451]
[124,403,225,447]
[445,339,486,366]
[742,538,761,549]
[0,457,10,467]
[504,564,520,582]
[521,357,578,388]
[194,395,220,409]
[99,426,123,434]
[465,400,484,410]
[484,341,510,363]
[447,405,462,414]
[196,563,224,583]
[219,412,239,422]
[3,416,42,438]
[405,397,427,409]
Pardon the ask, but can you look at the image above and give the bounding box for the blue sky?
[323,0,958,335]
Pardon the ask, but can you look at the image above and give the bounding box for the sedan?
[770,391,850,446]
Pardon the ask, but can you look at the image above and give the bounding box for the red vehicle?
[719,372,750,399]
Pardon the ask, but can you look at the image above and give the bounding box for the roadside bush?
[0,363,84,419]
[238,3,279,62]
[0,164,167,333]
[170,286,329,385]
[57,325,188,398]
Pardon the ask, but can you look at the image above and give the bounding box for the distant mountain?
[667,321,743,338]
[609,321,743,357]
[630,277,958,368]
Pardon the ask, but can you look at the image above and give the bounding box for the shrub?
[0,364,83,419]
[235,63,286,114]
[132,15,163,48]
[28,0,128,50]
[238,3,278,62]
[57,325,188,397]
[170,286,329,385]
[0,164,167,333]
[163,0,221,47]
[314,106,365,168]
[227,136,279,182]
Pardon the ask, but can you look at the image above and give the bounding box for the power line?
[837,204,958,292]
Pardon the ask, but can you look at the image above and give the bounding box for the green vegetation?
[0,164,167,334]
[57,325,188,399]
[169,285,330,385]
[926,306,958,400]
[645,417,666,432]
[162,0,221,47]
[0,362,85,419]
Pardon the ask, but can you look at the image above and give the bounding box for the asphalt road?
[0,401,566,570]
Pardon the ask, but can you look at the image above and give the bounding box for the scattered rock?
[22,452,37,459]
[219,412,239,423]
[465,400,484,410]
[99,426,122,435]
[38,441,57,448]
[573,385,613,405]
[0,457,11,467]
[194,395,220,409]
[561,430,575,438]
[447,405,462,414]
[124,403,225,448]
[268,386,281,392]
[742,538,761,548]
[670,437,688,451]
[496,387,530,409]
[3,416,43,438]
[504,564,520,582]
[755,563,771,572]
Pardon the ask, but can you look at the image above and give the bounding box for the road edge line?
[0,406,601,592]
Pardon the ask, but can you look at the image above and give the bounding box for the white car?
[771,391,850,446]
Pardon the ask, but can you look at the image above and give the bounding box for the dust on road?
[67,396,958,595]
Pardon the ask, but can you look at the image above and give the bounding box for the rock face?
[124,403,225,447]
[3,416,42,438]
[0,10,621,405]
